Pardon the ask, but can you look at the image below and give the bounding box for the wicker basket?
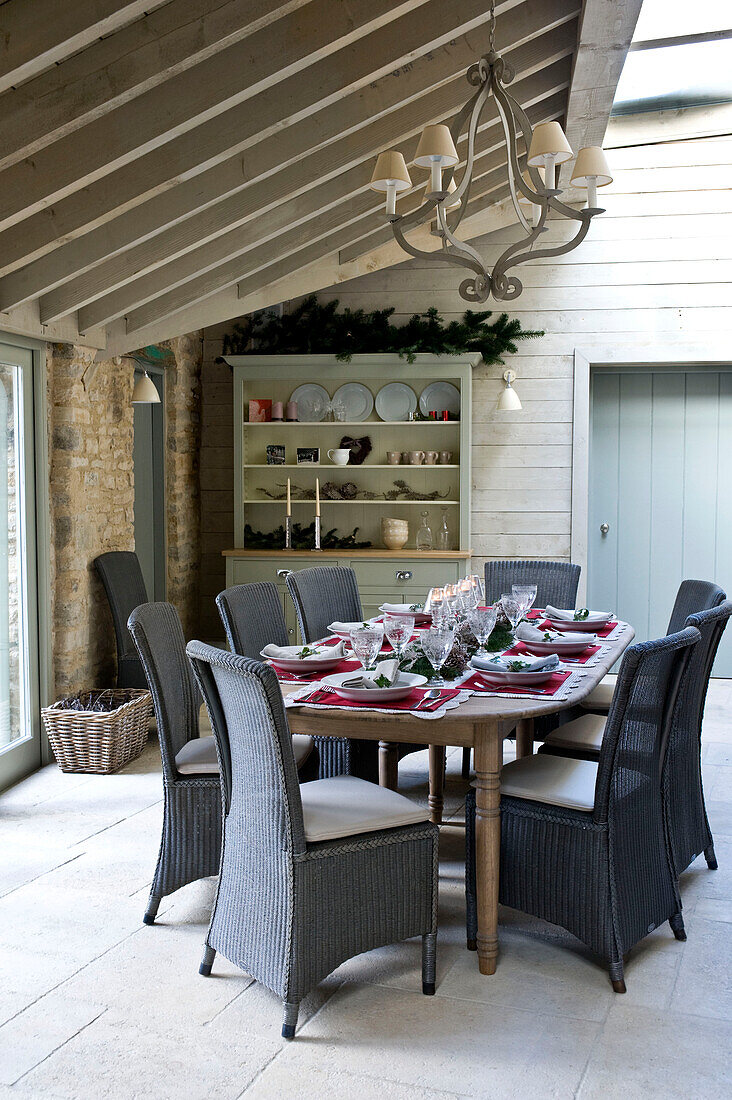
[42,688,153,774]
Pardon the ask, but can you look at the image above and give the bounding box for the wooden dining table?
[283,622,635,977]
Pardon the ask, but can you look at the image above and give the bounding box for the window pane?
[613,40,732,114]
[0,363,26,746]
[634,0,732,41]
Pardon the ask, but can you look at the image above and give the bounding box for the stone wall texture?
[48,334,203,698]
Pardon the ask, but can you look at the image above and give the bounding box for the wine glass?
[384,614,414,660]
[444,583,462,624]
[512,583,538,618]
[421,624,456,687]
[468,604,498,650]
[458,577,474,613]
[500,593,522,638]
[427,586,447,626]
[468,574,484,606]
[349,624,384,671]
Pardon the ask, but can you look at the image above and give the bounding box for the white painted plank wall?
[308,135,732,575]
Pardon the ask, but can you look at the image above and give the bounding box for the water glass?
[350,624,384,671]
[384,614,414,659]
[444,583,462,623]
[512,583,538,616]
[458,577,474,612]
[468,605,498,650]
[500,593,522,636]
[468,574,484,605]
[421,625,456,686]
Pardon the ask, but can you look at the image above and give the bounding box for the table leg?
[428,745,445,824]
[515,718,534,759]
[473,722,502,975]
[378,741,399,790]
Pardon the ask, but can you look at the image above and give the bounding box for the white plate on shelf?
[289,384,330,422]
[375,382,417,421]
[419,381,460,418]
[321,670,427,703]
[332,382,373,421]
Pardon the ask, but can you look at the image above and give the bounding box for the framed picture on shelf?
[297,447,320,465]
[266,444,286,465]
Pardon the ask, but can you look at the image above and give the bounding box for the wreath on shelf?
[221,296,542,365]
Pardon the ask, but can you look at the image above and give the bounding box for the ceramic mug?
[408,450,425,465]
[401,452,410,465]
[386,451,401,465]
[424,451,439,465]
[327,447,351,465]
[439,451,453,464]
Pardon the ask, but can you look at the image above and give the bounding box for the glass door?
[0,342,41,789]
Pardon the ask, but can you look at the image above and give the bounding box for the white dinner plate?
[261,650,344,673]
[332,382,374,421]
[322,670,427,703]
[520,637,597,657]
[289,383,330,422]
[379,604,432,624]
[472,666,556,687]
[419,380,461,418]
[327,620,378,639]
[375,382,418,421]
[546,617,610,633]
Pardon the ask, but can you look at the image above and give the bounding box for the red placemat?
[293,685,461,712]
[538,618,617,638]
[462,670,572,697]
[504,641,601,665]
[271,658,360,683]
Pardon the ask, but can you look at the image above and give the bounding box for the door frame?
[571,352,732,606]
[0,333,52,786]
[132,361,167,600]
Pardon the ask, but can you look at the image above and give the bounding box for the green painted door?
[589,369,732,676]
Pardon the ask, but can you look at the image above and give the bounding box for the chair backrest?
[128,602,200,777]
[286,566,363,643]
[666,579,726,633]
[216,582,288,658]
[663,600,732,873]
[483,560,581,609]
[187,641,306,856]
[94,551,149,687]
[593,626,699,950]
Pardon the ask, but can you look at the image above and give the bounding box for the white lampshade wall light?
[369,0,612,304]
[131,370,160,404]
[496,370,522,411]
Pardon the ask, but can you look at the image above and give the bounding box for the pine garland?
[221,296,542,365]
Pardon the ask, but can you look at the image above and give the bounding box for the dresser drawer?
[350,558,462,591]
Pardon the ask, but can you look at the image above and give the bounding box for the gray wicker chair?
[128,602,222,925]
[94,551,149,688]
[483,559,581,608]
[285,566,427,789]
[465,626,700,991]
[581,579,725,714]
[216,582,319,780]
[187,640,439,1039]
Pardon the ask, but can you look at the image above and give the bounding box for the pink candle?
[272,401,284,420]
[286,401,298,421]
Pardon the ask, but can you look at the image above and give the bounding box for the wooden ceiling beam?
[73,90,565,331]
[0,0,311,172]
[0,0,566,268]
[36,47,571,322]
[0,0,169,93]
[0,0,437,233]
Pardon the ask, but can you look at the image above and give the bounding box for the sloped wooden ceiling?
[0,0,641,355]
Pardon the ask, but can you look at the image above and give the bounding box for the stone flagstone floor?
[0,683,730,1099]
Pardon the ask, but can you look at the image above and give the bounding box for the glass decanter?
[437,507,451,551]
[416,510,433,551]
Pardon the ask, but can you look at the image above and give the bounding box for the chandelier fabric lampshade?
[132,371,160,404]
[527,121,573,165]
[415,124,458,192]
[370,150,412,217]
[571,146,613,187]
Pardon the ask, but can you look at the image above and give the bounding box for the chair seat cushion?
[175,733,314,774]
[175,735,219,775]
[542,713,607,754]
[501,754,598,812]
[301,775,429,842]
[580,673,616,710]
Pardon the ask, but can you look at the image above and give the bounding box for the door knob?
[600,523,609,535]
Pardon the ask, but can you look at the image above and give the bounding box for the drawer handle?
[395,570,413,581]
[277,569,293,578]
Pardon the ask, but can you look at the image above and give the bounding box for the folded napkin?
[516,622,597,646]
[262,641,345,661]
[545,606,611,623]
[380,603,423,615]
[340,659,400,689]
[328,618,379,634]
[471,652,560,674]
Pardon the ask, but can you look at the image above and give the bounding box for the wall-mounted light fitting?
[496,369,521,411]
[131,370,160,404]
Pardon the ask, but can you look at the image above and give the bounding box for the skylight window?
[612,0,732,115]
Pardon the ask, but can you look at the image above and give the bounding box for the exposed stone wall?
[164,333,203,639]
[48,333,203,698]
[48,344,134,695]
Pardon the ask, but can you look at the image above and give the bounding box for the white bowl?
[260,650,344,673]
[327,621,374,640]
[521,636,597,657]
[546,617,610,633]
[379,604,432,624]
[322,670,427,703]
